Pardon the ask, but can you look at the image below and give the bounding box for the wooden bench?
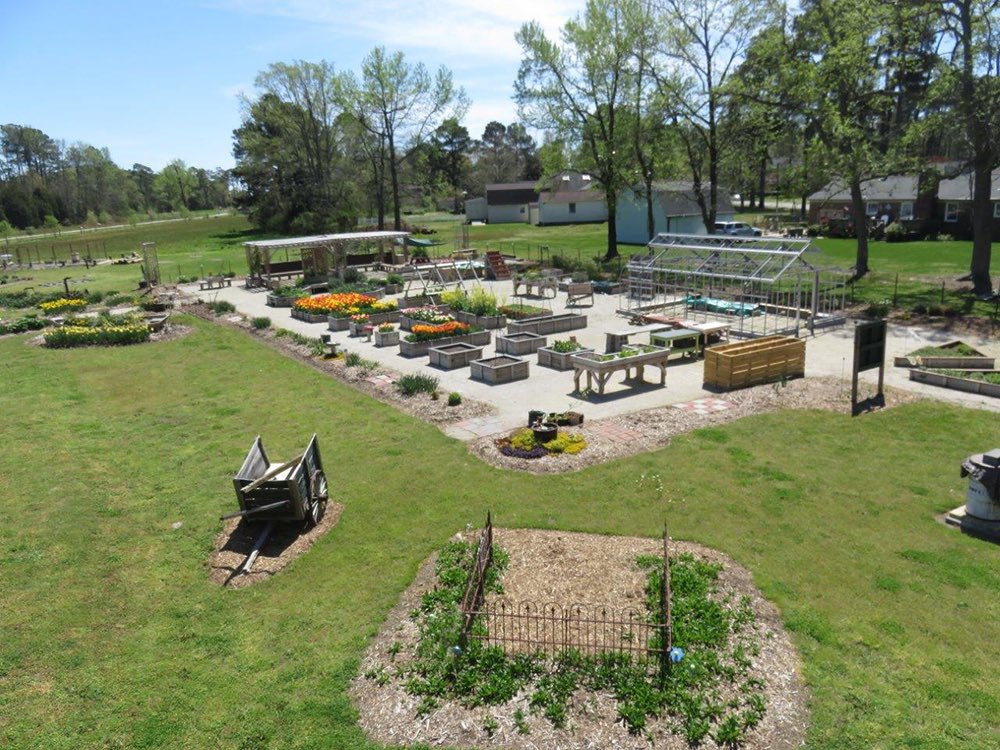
[199,275,232,291]
[566,281,595,307]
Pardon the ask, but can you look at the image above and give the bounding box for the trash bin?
[960,449,1000,521]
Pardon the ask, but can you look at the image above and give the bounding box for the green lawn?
[1,316,999,749]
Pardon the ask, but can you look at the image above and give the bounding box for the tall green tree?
[342,47,468,230]
[938,0,1000,295]
[516,0,646,259]
[651,0,776,232]
[428,118,471,211]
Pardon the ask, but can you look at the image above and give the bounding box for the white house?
[617,182,735,245]
[483,181,538,224]
[537,172,607,225]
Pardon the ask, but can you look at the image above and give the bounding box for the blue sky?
[2,0,579,171]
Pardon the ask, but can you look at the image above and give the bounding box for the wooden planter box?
[327,316,351,332]
[453,309,507,329]
[373,329,399,347]
[537,345,595,370]
[291,309,329,324]
[495,331,547,356]
[909,368,1000,397]
[383,283,402,295]
[348,320,370,337]
[501,307,554,321]
[507,312,588,336]
[471,355,529,384]
[398,329,491,358]
[266,293,300,308]
[428,342,485,369]
[703,335,805,391]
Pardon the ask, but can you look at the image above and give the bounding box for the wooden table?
[649,327,703,360]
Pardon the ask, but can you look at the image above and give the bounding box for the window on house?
[568,202,577,214]
[866,202,878,216]
[519,206,525,214]
[900,202,914,221]
[944,202,958,222]
[994,202,1000,219]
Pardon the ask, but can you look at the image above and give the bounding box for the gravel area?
[351,529,809,750]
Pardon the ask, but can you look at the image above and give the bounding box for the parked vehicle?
[714,221,762,237]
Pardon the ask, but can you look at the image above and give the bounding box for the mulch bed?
[351,529,809,750]
[207,502,343,588]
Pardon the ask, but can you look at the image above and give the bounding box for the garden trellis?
[624,233,851,338]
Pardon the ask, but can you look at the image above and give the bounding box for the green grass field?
[2,312,999,749]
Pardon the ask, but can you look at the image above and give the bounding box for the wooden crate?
[703,335,805,391]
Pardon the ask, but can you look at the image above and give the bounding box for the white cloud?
[215,0,579,64]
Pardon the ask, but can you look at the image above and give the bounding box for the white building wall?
[616,188,731,243]
[464,197,487,222]
[487,204,529,224]
[539,200,608,225]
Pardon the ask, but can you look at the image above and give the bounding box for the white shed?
[617,183,735,245]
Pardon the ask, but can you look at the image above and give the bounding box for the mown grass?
[1,316,999,749]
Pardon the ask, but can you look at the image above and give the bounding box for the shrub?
[103,293,135,307]
[386,272,405,285]
[447,392,462,406]
[865,300,890,318]
[0,316,48,335]
[251,316,271,330]
[545,433,587,454]
[396,373,439,396]
[208,300,236,314]
[44,322,151,348]
[884,222,907,242]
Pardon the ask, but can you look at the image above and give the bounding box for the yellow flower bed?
[39,298,87,314]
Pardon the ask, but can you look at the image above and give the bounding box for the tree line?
[0,124,231,234]
[232,2,998,292]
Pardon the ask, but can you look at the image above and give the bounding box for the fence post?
[660,529,672,682]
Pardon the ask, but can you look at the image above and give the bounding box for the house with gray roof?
[616,182,735,245]
[537,171,607,225]
[807,175,936,236]
[936,169,1000,239]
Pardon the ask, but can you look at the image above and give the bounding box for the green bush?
[447,392,462,406]
[884,222,907,242]
[44,322,151,348]
[207,300,236,314]
[251,316,271,330]
[396,373,439,396]
[104,293,136,307]
[865,300,890,318]
[551,339,583,353]
[0,316,48,335]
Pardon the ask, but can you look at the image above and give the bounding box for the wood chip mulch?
[207,502,343,588]
[468,376,921,474]
[351,529,809,750]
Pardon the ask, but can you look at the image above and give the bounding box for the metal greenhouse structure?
[623,233,850,338]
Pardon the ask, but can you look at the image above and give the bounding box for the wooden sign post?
[852,319,887,415]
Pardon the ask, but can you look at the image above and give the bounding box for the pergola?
[623,233,850,337]
[243,230,410,286]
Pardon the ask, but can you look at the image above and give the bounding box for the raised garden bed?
[495,331,547,356]
[571,345,671,395]
[266,293,300,308]
[537,344,594,370]
[909,368,1000,397]
[290,309,329,324]
[452,309,507,329]
[507,312,588,336]
[893,341,994,369]
[373,329,399,347]
[499,305,554,321]
[703,335,805,391]
[470,355,529,384]
[428,342,485,369]
[327,316,351,332]
[400,308,452,331]
[398,329,491,358]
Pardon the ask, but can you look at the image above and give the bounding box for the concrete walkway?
[188,280,1000,439]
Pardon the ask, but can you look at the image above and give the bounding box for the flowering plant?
[39,297,87,314]
[377,323,395,333]
[350,313,370,323]
[404,321,471,342]
[401,306,454,324]
[293,293,396,318]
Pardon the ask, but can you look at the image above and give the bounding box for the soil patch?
[352,529,809,750]
[207,502,343,588]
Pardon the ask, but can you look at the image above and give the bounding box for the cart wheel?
[310,470,328,501]
[310,497,327,526]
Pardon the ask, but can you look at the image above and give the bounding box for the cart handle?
[220,499,291,521]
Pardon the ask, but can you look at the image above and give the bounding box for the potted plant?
[348,313,371,337]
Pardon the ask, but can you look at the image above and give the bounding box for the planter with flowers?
[398,321,490,358]
[374,323,399,348]
[399,306,454,331]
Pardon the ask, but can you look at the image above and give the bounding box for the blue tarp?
[685,294,761,317]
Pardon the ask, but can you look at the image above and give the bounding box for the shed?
[484,181,538,224]
[623,233,850,338]
[616,182,735,245]
[464,196,487,222]
[243,230,409,288]
[537,172,607,225]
